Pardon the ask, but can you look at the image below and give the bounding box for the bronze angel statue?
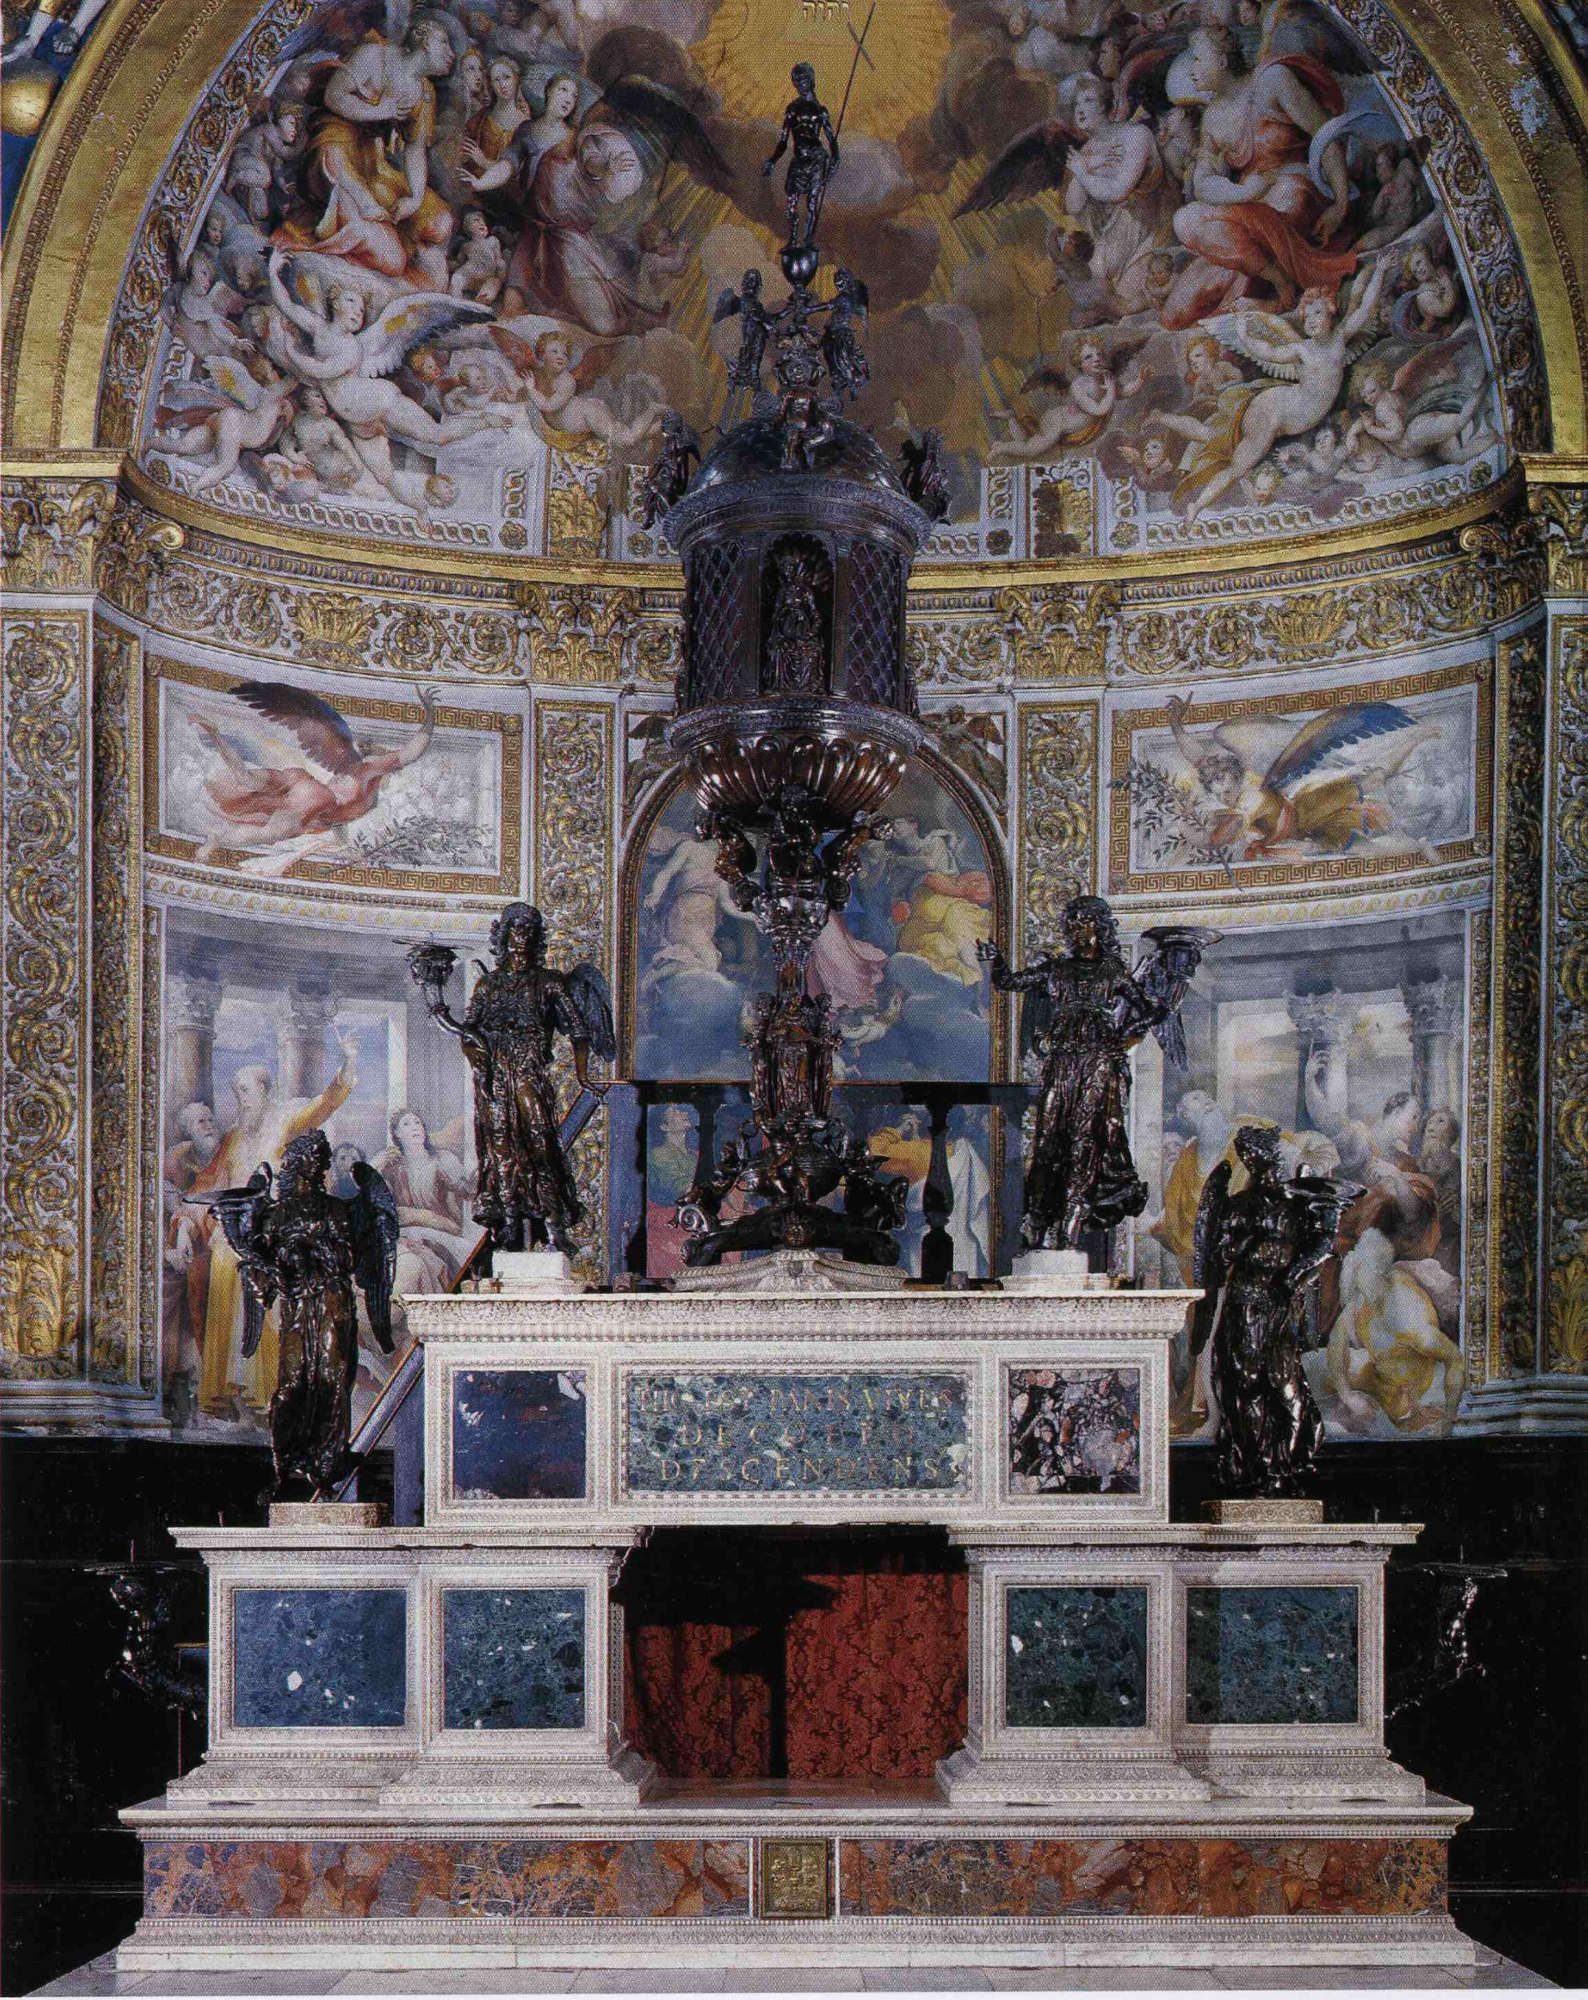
[207,1129,398,1501]
[1190,1125,1359,1496]
[407,904,614,1263]
[979,897,1218,1254]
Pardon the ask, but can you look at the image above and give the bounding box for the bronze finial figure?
[712,267,777,395]
[1191,1125,1359,1495]
[762,62,839,247]
[640,411,700,526]
[407,904,614,1263]
[207,1129,397,1500]
[898,428,951,521]
[820,268,869,401]
[979,898,1218,1253]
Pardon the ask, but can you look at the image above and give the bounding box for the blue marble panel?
[1005,1586,1148,1728]
[452,1370,587,1501]
[625,1372,969,1493]
[234,1589,406,1729]
[442,1588,586,1730]
[1185,1587,1359,1725]
[1008,1368,1140,1495]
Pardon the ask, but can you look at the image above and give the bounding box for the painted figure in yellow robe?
[188,1039,357,1418]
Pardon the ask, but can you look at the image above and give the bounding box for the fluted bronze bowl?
[669,699,922,827]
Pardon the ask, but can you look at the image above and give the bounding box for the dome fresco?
[125,0,1513,562]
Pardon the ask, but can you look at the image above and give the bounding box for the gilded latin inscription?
[624,1371,969,1494]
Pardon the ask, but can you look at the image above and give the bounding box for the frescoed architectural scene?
[4,0,1588,1985]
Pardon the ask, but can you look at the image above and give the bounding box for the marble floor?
[30,1947,1555,1996]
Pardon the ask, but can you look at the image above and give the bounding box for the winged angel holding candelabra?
[980,897,1219,1256]
[206,1130,398,1500]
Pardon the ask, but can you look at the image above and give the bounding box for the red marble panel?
[838,1837,1448,1918]
[143,1839,751,1921]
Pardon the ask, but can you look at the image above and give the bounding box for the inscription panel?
[623,1371,970,1495]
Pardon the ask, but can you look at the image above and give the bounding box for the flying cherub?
[266,252,510,506]
[1159,689,1438,861]
[154,354,298,494]
[1171,261,1388,520]
[1344,343,1495,465]
[191,680,441,875]
[988,331,1147,462]
[487,325,664,448]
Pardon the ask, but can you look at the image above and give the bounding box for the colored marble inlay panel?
[1008,1368,1140,1495]
[1185,1586,1359,1726]
[443,1588,586,1730]
[624,1372,969,1493]
[1005,1586,1147,1728]
[836,1837,1446,1918]
[452,1369,587,1501]
[142,1839,752,1920]
[233,1589,406,1729]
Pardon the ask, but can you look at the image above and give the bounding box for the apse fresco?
[152,663,517,889]
[159,909,478,1433]
[1129,910,1470,1441]
[135,0,1504,557]
[1110,665,1484,892]
[630,762,995,1082]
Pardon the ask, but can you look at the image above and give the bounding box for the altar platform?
[115,1270,1477,1977]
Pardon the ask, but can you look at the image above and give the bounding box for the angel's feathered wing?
[347,1162,399,1355]
[1262,701,1416,793]
[365,294,493,378]
[1134,925,1220,1069]
[230,680,360,773]
[591,74,733,192]
[565,962,617,1064]
[208,1164,275,1359]
[1189,1159,1232,1359]
[1200,311,1305,382]
[955,124,1072,217]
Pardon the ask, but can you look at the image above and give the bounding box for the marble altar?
[117,1263,1473,1971]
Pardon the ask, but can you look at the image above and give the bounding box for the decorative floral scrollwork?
[1019,703,1096,960]
[1,617,87,1375]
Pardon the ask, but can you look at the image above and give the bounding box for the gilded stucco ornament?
[1526,477,1588,595]
[1019,703,1097,961]
[1493,626,1547,1372]
[517,583,641,686]
[1,614,87,1374]
[0,476,117,593]
[1546,618,1588,1372]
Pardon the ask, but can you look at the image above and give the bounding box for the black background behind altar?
[2,1433,1584,1994]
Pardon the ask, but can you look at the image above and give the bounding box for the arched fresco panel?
[125,0,1513,559]
[626,756,1002,1083]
